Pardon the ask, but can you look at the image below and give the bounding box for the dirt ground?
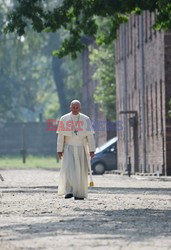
[0,169,171,250]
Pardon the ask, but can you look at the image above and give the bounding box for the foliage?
[5,0,171,58]
[89,42,116,121]
[0,1,83,122]
[0,28,57,122]
[62,54,82,106]
[168,99,171,117]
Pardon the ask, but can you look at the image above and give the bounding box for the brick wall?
[115,11,171,175]
[164,31,171,175]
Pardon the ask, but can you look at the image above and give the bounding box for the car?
[91,137,118,175]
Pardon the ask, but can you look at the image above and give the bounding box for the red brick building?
[115,11,171,175]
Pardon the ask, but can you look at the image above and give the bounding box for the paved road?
[0,169,171,250]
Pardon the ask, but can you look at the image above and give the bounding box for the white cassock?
[56,112,95,198]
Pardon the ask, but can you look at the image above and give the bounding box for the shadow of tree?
[1,186,170,195]
[0,208,170,242]
[89,186,171,195]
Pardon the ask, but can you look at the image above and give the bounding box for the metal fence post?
[128,156,131,177]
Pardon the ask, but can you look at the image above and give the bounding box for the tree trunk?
[52,56,67,115]
[48,33,68,115]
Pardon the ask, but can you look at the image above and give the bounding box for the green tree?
[0,1,83,121]
[5,0,171,58]
[0,0,58,121]
[90,43,115,121]
[169,99,171,117]
[45,32,82,115]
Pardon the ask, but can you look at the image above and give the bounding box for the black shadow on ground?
[0,208,171,242]
[0,186,171,195]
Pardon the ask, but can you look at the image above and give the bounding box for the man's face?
[70,102,81,115]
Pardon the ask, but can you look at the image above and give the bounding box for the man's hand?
[90,152,95,159]
[58,152,63,159]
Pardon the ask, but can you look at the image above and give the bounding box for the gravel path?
[0,169,171,250]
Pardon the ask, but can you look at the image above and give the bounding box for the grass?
[0,155,61,169]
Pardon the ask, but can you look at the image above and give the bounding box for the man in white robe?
[57,100,95,200]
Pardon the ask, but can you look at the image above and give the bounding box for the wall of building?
[164,31,171,175]
[115,11,171,175]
